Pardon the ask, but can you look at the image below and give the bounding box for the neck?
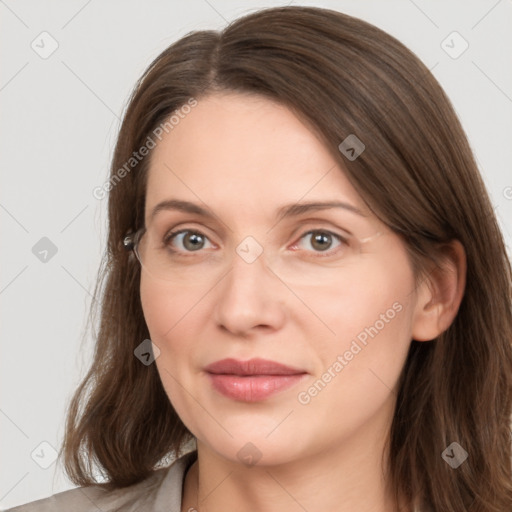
[181,418,410,512]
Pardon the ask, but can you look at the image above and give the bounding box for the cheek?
[140,276,200,343]
[294,299,413,441]
[297,257,413,343]
[303,256,415,406]
[139,276,208,374]
[139,277,194,400]
[140,278,197,418]
[140,280,170,341]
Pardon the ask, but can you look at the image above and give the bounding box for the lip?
[204,357,306,376]
[204,358,308,402]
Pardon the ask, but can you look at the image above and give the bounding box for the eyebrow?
[149,199,367,223]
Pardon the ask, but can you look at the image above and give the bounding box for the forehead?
[145,92,370,223]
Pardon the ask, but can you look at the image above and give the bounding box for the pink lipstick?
[204,358,307,402]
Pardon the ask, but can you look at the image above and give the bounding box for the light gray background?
[1,0,511,508]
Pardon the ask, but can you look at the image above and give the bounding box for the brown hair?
[59,6,512,511]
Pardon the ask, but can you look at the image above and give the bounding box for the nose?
[213,246,287,337]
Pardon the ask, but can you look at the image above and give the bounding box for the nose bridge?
[213,238,285,334]
[222,240,272,304]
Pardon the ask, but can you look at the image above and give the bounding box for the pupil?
[185,233,204,251]
[312,232,331,251]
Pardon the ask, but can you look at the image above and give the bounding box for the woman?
[8,5,512,512]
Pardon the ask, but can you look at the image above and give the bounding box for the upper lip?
[204,358,307,376]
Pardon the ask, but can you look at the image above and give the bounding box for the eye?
[163,229,215,253]
[162,227,348,257]
[292,230,348,256]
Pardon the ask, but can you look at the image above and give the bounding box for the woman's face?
[140,92,422,466]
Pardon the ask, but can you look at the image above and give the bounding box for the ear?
[411,239,467,342]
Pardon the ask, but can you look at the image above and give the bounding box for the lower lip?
[206,373,307,402]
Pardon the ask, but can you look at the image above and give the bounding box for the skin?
[139,92,466,512]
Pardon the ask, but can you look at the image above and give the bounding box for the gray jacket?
[4,450,198,512]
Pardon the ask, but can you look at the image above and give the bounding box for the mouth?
[204,357,306,376]
[204,358,308,402]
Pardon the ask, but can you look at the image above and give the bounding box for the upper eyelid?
[160,217,353,237]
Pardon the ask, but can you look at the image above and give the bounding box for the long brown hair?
[59,6,512,511]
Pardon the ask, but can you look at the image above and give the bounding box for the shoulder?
[5,450,198,512]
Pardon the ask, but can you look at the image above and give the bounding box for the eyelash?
[162,228,349,258]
